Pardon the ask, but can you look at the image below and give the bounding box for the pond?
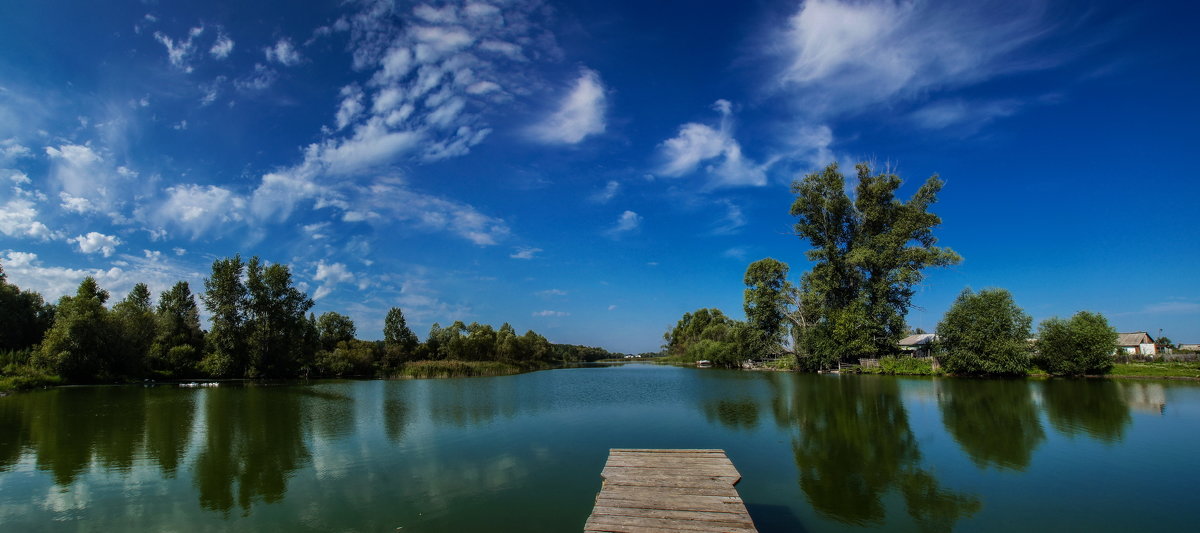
[1,364,1198,531]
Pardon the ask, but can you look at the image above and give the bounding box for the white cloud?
[235,64,277,91]
[606,210,642,237]
[774,0,1055,117]
[154,25,205,72]
[528,68,607,144]
[722,246,749,260]
[590,180,620,204]
[210,32,235,59]
[265,38,302,66]
[59,192,96,214]
[0,250,203,306]
[910,98,1022,130]
[1141,302,1200,315]
[156,184,246,239]
[510,247,542,260]
[71,232,122,257]
[172,120,188,130]
[607,304,617,311]
[657,100,767,188]
[313,260,356,300]
[1,139,31,162]
[8,170,30,184]
[532,310,569,317]
[0,197,57,240]
[44,144,135,219]
[536,289,567,297]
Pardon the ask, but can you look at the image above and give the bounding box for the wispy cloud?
[210,31,234,59]
[154,25,205,72]
[536,289,567,297]
[590,180,620,204]
[605,210,642,237]
[510,247,542,260]
[656,100,768,188]
[528,68,607,144]
[710,199,746,235]
[532,310,570,317]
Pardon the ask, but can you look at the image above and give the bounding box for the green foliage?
[0,263,55,352]
[937,288,1032,376]
[200,255,247,377]
[743,258,790,349]
[111,283,156,377]
[150,281,205,377]
[317,312,356,351]
[790,162,960,365]
[382,307,418,367]
[244,258,315,378]
[316,339,380,377]
[394,360,543,379]
[1037,311,1118,376]
[663,308,735,357]
[34,277,115,382]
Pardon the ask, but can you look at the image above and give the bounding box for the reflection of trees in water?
[938,379,1043,471]
[144,387,197,476]
[768,375,980,531]
[703,399,759,431]
[1041,380,1130,443]
[193,386,310,514]
[299,386,355,439]
[384,392,410,444]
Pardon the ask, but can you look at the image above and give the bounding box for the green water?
[1,364,1197,531]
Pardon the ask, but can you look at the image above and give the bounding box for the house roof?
[899,333,938,346]
[1116,332,1154,346]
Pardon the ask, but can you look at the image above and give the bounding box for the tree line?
[665,162,1118,375]
[1,254,616,385]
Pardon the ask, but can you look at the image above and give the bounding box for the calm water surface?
[2,364,1198,531]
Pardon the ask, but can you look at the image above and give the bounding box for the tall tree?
[791,162,960,365]
[151,281,205,377]
[743,258,790,351]
[383,307,418,359]
[0,263,55,352]
[35,277,114,382]
[244,257,314,378]
[200,255,247,377]
[111,283,156,377]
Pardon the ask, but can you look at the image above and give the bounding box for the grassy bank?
[1109,361,1200,379]
[0,367,62,393]
[390,360,551,379]
[855,356,942,376]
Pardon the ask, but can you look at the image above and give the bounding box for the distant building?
[898,333,938,358]
[1178,343,1200,352]
[1116,332,1157,357]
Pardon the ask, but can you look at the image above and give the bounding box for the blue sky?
[1,0,1197,353]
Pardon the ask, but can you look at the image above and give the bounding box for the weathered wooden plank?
[610,448,725,453]
[586,515,758,533]
[591,506,755,526]
[585,449,757,532]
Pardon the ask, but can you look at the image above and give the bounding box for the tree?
[936,288,1032,376]
[0,263,55,353]
[388,306,422,355]
[743,258,790,351]
[317,312,357,351]
[200,255,247,377]
[244,257,314,378]
[790,162,960,365]
[151,281,205,377]
[111,283,156,377]
[663,308,735,357]
[35,277,115,381]
[1037,311,1117,376]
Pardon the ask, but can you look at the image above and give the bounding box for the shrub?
[1037,311,1117,376]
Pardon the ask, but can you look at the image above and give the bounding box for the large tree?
[1037,311,1117,376]
[937,288,1032,376]
[111,283,156,377]
[244,257,314,378]
[743,258,790,351]
[200,255,247,377]
[791,162,960,366]
[0,263,55,353]
[35,277,115,381]
[151,281,205,377]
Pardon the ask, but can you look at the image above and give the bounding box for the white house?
[1116,332,1157,357]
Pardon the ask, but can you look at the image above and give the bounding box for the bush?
[1037,311,1117,376]
[937,288,1032,376]
[861,355,939,375]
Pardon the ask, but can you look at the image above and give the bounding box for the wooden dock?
[584,449,758,533]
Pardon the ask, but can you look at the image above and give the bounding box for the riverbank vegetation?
[664,161,1142,379]
[0,255,617,392]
